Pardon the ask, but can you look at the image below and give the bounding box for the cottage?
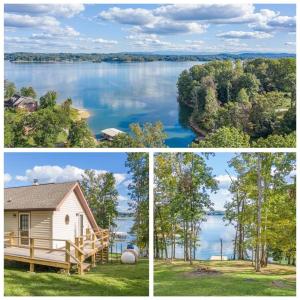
[5,94,38,112]
[4,181,109,274]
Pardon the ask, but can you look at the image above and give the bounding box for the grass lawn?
[4,259,149,296]
[154,259,296,296]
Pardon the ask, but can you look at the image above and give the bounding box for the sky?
[4,152,134,213]
[4,3,296,54]
[199,153,236,211]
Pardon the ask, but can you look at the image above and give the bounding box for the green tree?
[39,91,57,109]
[193,127,250,148]
[236,88,249,103]
[81,170,118,229]
[26,108,63,147]
[126,153,149,256]
[20,86,37,98]
[154,153,217,263]
[4,81,17,99]
[253,132,296,148]
[67,120,96,148]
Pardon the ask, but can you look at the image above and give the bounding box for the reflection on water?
[5,60,203,147]
[112,217,135,253]
[173,215,235,260]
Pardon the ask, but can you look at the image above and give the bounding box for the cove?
[5,60,205,147]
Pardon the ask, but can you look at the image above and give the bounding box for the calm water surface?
[171,215,235,260]
[5,60,202,147]
[113,217,135,252]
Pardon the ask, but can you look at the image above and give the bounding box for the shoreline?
[74,107,91,120]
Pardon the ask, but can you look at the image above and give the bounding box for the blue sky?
[4,4,296,53]
[4,152,134,213]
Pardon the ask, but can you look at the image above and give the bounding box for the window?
[65,215,70,225]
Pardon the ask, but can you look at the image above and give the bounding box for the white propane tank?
[121,251,136,264]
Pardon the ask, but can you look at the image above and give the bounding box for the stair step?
[81,263,91,271]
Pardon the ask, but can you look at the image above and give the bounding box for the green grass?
[5,259,149,296]
[154,260,296,296]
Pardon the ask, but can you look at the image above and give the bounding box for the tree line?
[177,58,296,148]
[154,153,218,264]
[5,52,295,64]
[224,153,296,270]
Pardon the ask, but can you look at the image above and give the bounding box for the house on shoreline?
[4,181,109,274]
[4,94,38,112]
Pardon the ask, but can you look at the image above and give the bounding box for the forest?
[154,152,296,268]
[5,52,295,63]
[177,58,296,147]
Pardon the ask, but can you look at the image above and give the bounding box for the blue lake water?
[113,217,135,253]
[170,215,235,260]
[5,60,201,147]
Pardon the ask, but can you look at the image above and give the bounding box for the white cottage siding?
[4,211,18,236]
[52,190,93,248]
[30,211,52,248]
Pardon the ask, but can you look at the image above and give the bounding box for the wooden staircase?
[96,246,109,263]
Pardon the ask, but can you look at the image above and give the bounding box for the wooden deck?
[4,229,109,274]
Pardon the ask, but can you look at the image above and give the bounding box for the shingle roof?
[4,181,77,210]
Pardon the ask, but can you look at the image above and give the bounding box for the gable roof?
[4,181,99,231]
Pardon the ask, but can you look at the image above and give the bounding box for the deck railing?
[4,228,109,274]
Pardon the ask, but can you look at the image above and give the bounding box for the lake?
[4,60,200,147]
[112,217,135,253]
[170,215,236,260]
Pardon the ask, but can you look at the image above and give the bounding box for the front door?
[19,213,30,246]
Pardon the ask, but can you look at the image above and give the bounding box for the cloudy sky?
[4,3,296,53]
[4,152,134,213]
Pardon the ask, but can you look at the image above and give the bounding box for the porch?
[4,229,109,275]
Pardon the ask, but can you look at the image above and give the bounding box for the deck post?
[75,237,79,259]
[30,238,34,258]
[9,232,14,246]
[86,228,91,240]
[29,238,35,272]
[91,234,96,267]
[80,237,84,248]
[79,253,84,275]
[65,241,70,263]
[65,240,71,274]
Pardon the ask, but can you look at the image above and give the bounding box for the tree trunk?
[255,155,262,272]
[189,221,193,265]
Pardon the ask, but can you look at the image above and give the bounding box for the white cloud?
[92,38,118,45]
[126,33,171,48]
[215,174,236,189]
[285,41,296,46]
[210,188,233,210]
[5,13,60,28]
[4,13,80,37]
[217,30,272,39]
[4,173,12,183]
[5,4,85,18]
[250,12,296,33]
[118,195,128,202]
[154,4,255,22]
[138,20,207,35]
[98,7,153,25]
[15,165,127,186]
